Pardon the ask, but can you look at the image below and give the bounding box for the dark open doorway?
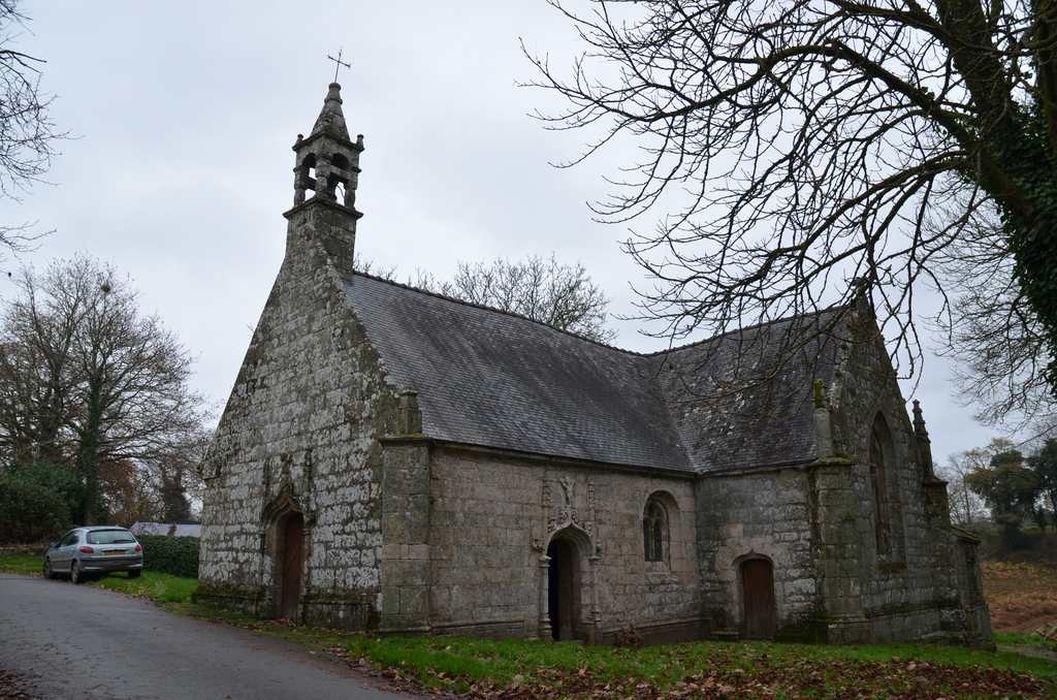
[277,511,304,620]
[741,557,776,639]
[547,538,580,640]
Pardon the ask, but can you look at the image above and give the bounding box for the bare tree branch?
[525,0,1057,422]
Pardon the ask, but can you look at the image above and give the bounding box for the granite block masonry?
[197,81,991,646]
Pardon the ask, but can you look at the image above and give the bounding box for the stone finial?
[813,379,834,458]
[912,399,929,438]
[398,390,422,434]
[912,399,937,479]
[813,378,828,409]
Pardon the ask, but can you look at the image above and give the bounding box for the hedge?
[136,534,200,578]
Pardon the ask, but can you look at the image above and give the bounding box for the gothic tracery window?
[869,415,893,556]
[643,497,668,563]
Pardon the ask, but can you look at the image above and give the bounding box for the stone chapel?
[198,82,992,646]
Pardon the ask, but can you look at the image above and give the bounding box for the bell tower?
[284,81,365,277]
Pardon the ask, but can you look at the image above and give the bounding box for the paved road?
[0,573,409,699]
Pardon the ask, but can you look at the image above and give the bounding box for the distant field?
[983,560,1057,633]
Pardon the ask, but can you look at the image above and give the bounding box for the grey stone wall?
[821,308,987,643]
[425,446,702,642]
[696,467,819,638]
[199,202,399,628]
[379,436,432,632]
[692,308,990,646]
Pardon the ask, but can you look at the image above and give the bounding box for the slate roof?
[651,314,845,472]
[343,273,850,474]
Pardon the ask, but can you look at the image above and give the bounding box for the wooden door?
[279,513,303,619]
[741,558,776,639]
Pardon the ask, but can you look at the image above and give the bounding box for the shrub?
[136,534,199,578]
[0,463,79,544]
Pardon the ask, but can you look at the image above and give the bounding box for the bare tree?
[351,252,396,281]
[435,255,615,342]
[140,426,209,522]
[0,257,204,523]
[941,446,995,527]
[98,458,157,528]
[527,0,1057,420]
[0,263,92,465]
[357,253,616,342]
[0,1,63,259]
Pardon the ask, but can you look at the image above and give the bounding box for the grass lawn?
[0,552,41,575]
[361,636,1057,697]
[996,630,1057,661]
[181,613,1054,698]
[0,551,198,604]
[91,570,198,603]
[205,627,1054,698]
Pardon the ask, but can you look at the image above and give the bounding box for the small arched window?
[869,414,893,556]
[643,497,668,563]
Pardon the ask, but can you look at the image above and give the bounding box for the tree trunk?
[76,384,103,524]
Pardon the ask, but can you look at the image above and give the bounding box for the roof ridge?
[349,269,645,355]
[349,270,851,359]
[638,301,853,357]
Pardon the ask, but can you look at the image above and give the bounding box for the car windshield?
[87,529,136,545]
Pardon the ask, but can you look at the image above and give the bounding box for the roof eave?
[379,434,696,478]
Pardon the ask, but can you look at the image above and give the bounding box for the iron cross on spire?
[326,49,351,83]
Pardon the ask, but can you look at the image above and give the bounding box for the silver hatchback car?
[43,527,144,584]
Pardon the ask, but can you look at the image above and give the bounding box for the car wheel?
[43,558,55,580]
[128,569,141,579]
[70,560,83,585]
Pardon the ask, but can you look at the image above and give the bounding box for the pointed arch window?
[869,414,893,556]
[643,497,668,563]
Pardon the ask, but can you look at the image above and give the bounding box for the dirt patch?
[983,561,1057,632]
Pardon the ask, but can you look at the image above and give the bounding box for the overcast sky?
[0,1,1009,464]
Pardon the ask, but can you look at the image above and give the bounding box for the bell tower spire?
[284,80,365,277]
[291,82,364,210]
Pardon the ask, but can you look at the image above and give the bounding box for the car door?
[53,531,77,568]
[47,531,67,567]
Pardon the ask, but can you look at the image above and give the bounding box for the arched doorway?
[741,557,776,639]
[276,511,304,619]
[547,537,581,640]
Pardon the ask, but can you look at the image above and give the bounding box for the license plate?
[105,550,126,556]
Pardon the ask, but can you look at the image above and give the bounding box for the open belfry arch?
[197,79,992,646]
